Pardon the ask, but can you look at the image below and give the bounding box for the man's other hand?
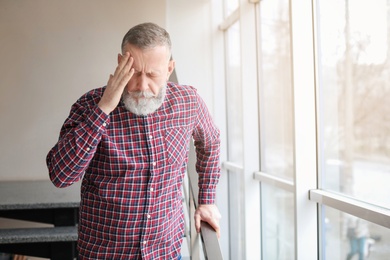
[194,204,221,238]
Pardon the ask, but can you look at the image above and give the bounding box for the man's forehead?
[131,58,166,74]
[123,43,168,53]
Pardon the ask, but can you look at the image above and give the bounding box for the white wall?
[0,0,215,181]
[167,0,214,109]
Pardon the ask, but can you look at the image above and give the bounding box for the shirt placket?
[140,116,157,257]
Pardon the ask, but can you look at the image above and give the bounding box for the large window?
[226,21,243,166]
[225,20,245,259]
[317,0,390,207]
[316,0,390,258]
[219,0,261,258]
[215,0,390,259]
[323,207,390,259]
[262,185,294,259]
[259,0,294,181]
[258,0,295,258]
[259,0,293,180]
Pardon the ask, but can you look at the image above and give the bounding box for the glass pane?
[224,0,239,17]
[316,0,390,208]
[225,21,244,259]
[228,170,244,259]
[226,21,243,165]
[258,0,294,180]
[262,184,295,259]
[322,206,390,259]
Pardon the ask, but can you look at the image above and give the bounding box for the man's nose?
[137,74,149,92]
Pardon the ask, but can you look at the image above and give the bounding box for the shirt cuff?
[85,105,110,133]
[198,188,216,205]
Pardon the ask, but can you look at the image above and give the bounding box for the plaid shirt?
[47,82,220,259]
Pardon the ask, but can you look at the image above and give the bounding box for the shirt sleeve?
[46,92,110,188]
[192,92,221,205]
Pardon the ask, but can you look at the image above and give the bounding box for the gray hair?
[121,23,172,54]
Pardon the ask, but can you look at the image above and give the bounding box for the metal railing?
[183,142,223,260]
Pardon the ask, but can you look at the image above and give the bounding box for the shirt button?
[147,214,151,219]
[152,162,156,166]
[102,122,107,127]
[149,135,153,139]
[143,241,147,245]
[150,188,154,192]
[86,147,91,152]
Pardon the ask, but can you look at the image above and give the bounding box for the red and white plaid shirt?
[47,82,220,259]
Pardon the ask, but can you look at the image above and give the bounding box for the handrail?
[309,189,390,229]
[200,222,223,260]
[186,141,224,260]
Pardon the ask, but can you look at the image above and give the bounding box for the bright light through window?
[316,3,390,257]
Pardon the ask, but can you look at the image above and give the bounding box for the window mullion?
[290,0,318,259]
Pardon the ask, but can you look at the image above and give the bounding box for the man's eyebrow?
[133,68,162,75]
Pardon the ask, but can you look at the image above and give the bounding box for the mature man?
[47,22,221,259]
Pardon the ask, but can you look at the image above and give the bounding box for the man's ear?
[167,59,176,80]
[117,53,122,64]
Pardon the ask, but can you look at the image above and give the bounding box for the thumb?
[195,212,201,233]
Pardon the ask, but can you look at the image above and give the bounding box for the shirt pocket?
[164,127,190,166]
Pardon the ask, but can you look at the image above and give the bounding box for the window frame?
[215,0,390,259]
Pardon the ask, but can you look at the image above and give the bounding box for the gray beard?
[122,85,166,116]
